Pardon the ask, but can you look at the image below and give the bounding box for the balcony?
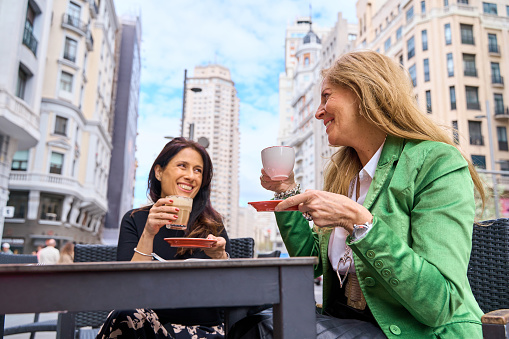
[499,141,509,151]
[488,43,500,55]
[464,67,477,77]
[492,75,504,87]
[86,31,94,51]
[470,136,484,146]
[494,107,509,120]
[61,14,88,36]
[467,102,481,110]
[461,36,475,45]
[22,25,38,56]
[88,0,99,18]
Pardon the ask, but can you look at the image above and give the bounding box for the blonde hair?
[321,50,484,205]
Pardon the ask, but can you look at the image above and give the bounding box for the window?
[60,71,73,92]
[67,2,81,21]
[49,152,64,174]
[423,58,430,82]
[407,36,415,59]
[384,37,391,52]
[39,193,63,221]
[461,24,474,45]
[497,126,508,151]
[507,5,509,16]
[463,54,477,77]
[63,37,77,62]
[422,30,428,50]
[22,3,38,55]
[0,134,9,163]
[444,23,452,45]
[483,2,498,15]
[447,53,454,77]
[11,150,28,171]
[426,90,432,113]
[471,155,486,169]
[494,93,504,115]
[452,120,459,144]
[409,64,417,87]
[54,116,68,136]
[491,62,502,84]
[16,66,28,100]
[406,6,414,22]
[6,191,29,219]
[466,86,480,110]
[444,0,449,7]
[469,121,483,145]
[450,86,457,110]
[421,1,426,13]
[488,33,499,53]
[399,54,404,65]
[458,0,469,4]
[396,26,403,40]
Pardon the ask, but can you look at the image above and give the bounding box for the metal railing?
[22,25,38,56]
[492,75,504,85]
[464,67,478,77]
[470,136,484,146]
[62,14,88,34]
[488,43,500,54]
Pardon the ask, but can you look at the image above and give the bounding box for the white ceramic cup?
[261,146,295,181]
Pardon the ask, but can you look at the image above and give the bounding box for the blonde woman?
[261,50,484,338]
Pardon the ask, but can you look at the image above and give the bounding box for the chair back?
[0,253,37,264]
[73,244,118,328]
[467,218,509,313]
[257,250,281,258]
[230,238,255,258]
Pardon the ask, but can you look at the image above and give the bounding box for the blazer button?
[366,250,375,258]
[390,278,400,286]
[389,324,401,335]
[382,268,391,277]
[374,259,383,269]
[365,277,376,287]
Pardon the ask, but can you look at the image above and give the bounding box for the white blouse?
[328,143,384,274]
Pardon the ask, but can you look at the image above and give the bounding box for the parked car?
[314,276,322,286]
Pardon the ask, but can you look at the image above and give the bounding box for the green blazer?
[275,136,483,338]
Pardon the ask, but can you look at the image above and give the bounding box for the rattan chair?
[468,218,509,338]
[230,237,255,258]
[257,250,281,258]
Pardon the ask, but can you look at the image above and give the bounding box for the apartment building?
[104,15,141,245]
[182,64,240,233]
[0,0,54,247]
[3,0,120,252]
[356,0,509,209]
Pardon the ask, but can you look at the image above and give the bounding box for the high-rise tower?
[182,64,240,234]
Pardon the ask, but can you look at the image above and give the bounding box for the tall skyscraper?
[182,64,240,234]
[104,15,141,245]
[356,0,509,211]
[3,0,120,252]
[0,0,54,246]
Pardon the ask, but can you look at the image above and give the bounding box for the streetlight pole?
[180,69,188,137]
[477,101,500,218]
[486,101,500,218]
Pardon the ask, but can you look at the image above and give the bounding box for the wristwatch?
[352,220,373,241]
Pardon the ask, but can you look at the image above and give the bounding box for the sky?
[112,0,357,208]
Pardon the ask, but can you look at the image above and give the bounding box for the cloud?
[113,0,357,210]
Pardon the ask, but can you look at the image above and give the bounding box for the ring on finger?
[302,212,313,221]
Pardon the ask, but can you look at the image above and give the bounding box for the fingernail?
[175,208,179,212]
[169,200,173,203]
[174,215,178,219]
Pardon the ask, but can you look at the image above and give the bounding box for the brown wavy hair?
[135,138,224,251]
[321,50,485,206]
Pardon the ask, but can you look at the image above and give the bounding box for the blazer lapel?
[363,136,404,210]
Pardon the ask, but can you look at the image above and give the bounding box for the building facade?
[3,0,120,252]
[0,0,54,249]
[356,0,509,211]
[182,64,240,233]
[103,15,141,245]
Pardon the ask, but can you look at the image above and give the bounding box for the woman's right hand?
[260,168,297,194]
[144,197,180,237]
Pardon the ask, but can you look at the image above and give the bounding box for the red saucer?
[164,238,217,248]
[248,200,299,212]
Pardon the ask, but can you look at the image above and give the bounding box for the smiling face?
[315,78,377,148]
[155,147,204,199]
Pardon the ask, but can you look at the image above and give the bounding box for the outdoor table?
[0,257,317,338]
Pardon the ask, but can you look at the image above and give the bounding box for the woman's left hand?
[203,235,228,259]
[274,190,373,234]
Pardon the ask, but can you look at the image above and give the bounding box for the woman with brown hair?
[260,50,484,338]
[97,137,230,339]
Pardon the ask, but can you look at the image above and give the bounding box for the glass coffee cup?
[166,195,193,230]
